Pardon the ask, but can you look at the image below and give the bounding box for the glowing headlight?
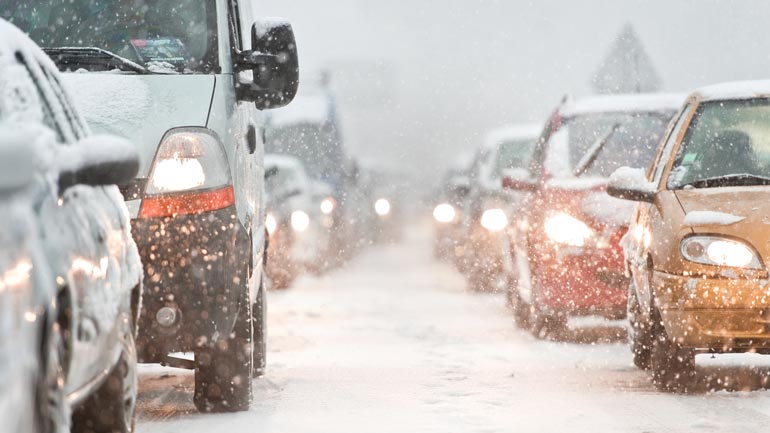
[681,236,762,269]
[291,210,310,232]
[321,197,336,215]
[480,208,508,232]
[375,199,391,216]
[544,213,594,247]
[265,213,277,235]
[433,203,456,223]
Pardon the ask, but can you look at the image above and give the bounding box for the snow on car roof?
[560,93,686,117]
[483,124,542,149]
[267,89,333,128]
[694,79,770,101]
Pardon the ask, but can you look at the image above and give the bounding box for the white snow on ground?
[136,222,770,433]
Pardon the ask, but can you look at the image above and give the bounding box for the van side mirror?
[235,18,300,110]
[502,168,538,192]
[58,135,139,193]
[606,167,656,203]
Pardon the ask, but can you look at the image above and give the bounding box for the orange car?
[608,80,770,391]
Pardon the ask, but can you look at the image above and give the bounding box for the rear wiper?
[681,173,770,188]
[573,123,622,177]
[43,47,150,75]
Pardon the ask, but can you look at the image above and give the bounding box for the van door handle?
[247,125,257,154]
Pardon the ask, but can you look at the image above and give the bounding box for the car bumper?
[654,271,770,350]
[131,205,245,362]
[534,245,628,317]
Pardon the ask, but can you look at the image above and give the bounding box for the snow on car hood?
[675,186,770,229]
[61,73,215,177]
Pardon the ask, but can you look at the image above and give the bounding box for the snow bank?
[683,210,745,227]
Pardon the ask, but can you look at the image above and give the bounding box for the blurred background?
[256,0,770,194]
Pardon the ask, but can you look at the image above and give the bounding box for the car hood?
[61,73,216,177]
[674,186,770,249]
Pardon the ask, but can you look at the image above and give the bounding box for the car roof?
[693,79,770,102]
[483,124,542,149]
[560,93,687,117]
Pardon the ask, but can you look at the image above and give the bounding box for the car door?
[23,52,127,392]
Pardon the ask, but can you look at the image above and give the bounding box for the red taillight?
[139,186,235,219]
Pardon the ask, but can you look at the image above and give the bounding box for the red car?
[504,94,684,338]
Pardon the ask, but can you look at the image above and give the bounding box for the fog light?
[156,307,178,327]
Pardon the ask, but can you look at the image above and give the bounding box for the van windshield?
[0,0,218,73]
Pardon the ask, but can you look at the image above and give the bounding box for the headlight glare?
[681,236,762,269]
[265,213,277,235]
[320,197,336,215]
[544,213,593,247]
[433,203,456,223]
[291,210,310,232]
[375,199,391,216]
[480,208,508,232]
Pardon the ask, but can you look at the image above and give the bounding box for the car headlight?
[291,210,310,232]
[544,213,594,247]
[375,199,391,216]
[480,208,508,232]
[433,203,456,223]
[321,197,336,215]
[265,213,277,235]
[681,236,762,269]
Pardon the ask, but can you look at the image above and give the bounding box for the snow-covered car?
[0,18,142,432]
[461,124,540,292]
[504,94,684,337]
[4,0,301,412]
[608,81,770,391]
[264,154,331,289]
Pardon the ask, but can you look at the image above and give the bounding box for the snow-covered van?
[3,0,300,412]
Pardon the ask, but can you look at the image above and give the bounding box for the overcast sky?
[255,0,770,189]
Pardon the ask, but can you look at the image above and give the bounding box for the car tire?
[628,289,652,370]
[193,289,253,413]
[650,309,695,392]
[71,318,137,433]
[530,306,567,340]
[506,278,530,329]
[253,272,267,378]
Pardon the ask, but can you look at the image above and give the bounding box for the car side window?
[651,103,692,185]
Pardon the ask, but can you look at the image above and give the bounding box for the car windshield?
[492,138,535,178]
[668,99,770,189]
[543,111,673,179]
[0,0,217,73]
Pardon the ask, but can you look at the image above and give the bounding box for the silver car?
[0,18,142,433]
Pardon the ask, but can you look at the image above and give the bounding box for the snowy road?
[137,223,770,433]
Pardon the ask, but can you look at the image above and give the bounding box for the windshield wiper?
[681,173,770,188]
[573,123,622,177]
[43,47,150,75]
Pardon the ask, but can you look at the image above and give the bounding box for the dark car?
[0,18,142,432]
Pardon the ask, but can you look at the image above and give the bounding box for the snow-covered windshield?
[0,0,217,73]
[668,99,770,189]
[544,111,672,179]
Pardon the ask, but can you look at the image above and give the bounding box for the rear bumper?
[131,205,247,362]
[533,245,627,317]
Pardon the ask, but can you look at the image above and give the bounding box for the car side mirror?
[58,135,139,193]
[235,18,300,110]
[606,167,656,203]
[502,168,538,192]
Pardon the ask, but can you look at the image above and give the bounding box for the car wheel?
[530,306,567,340]
[628,288,652,370]
[71,318,137,433]
[505,276,530,329]
[650,309,695,392]
[253,271,267,378]
[194,289,253,412]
